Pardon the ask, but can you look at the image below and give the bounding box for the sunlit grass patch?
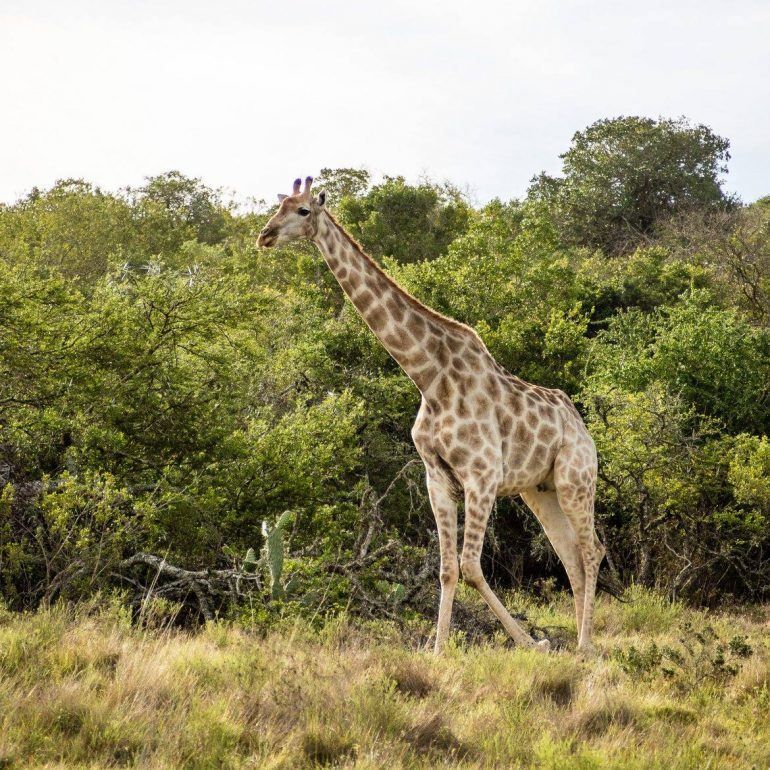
[1,595,769,768]
[565,693,640,738]
[603,584,685,636]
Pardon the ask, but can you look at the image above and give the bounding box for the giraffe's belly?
[498,465,554,496]
[498,429,560,495]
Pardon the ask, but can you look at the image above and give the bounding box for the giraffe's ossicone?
[259,177,605,655]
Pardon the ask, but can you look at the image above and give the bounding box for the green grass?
[1,590,769,769]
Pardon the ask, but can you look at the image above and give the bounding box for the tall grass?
[0,590,768,769]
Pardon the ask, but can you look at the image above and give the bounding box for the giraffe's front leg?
[461,483,550,651]
[425,470,458,654]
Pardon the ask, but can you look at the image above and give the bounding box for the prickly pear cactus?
[241,547,258,573]
[261,510,294,600]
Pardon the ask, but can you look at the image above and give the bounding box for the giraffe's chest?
[413,398,498,472]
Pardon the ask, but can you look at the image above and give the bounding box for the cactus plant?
[241,547,259,573]
[261,510,294,600]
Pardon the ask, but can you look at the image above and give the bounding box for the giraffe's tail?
[597,573,629,602]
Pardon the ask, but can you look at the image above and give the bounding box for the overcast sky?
[2,0,768,207]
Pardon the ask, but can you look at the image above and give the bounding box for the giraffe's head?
[257,176,327,248]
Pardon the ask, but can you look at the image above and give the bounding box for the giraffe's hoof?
[536,638,551,653]
[577,644,597,659]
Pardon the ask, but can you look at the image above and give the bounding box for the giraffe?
[258,177,605,654]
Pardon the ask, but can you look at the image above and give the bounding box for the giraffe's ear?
[277,193,288,203]
[317,190,327,207]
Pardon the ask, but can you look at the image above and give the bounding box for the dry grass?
[0,589,769,769]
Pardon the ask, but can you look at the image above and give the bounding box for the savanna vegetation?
[0,590,766,768]
[1,115,769,767]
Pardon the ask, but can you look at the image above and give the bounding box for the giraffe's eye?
[297,207,310,217]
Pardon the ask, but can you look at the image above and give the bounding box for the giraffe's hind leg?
[571,523,604,653]
[520,486,586,642]
[553,451,605,653]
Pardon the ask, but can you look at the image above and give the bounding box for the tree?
[336,176,472,263]
[0,180,137,281]
[131,171,232,253]
[529,116,733,253]
[589,292,770,435]
[584,384,768,600]
[395,198,588,391]
[315,167,371,201]
[658,199,770,324]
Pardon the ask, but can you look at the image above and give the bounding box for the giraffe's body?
[259,177,605,653]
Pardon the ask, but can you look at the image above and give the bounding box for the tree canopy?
[1,116,769,621]
[529,116,733,253]
[335,175,473,263]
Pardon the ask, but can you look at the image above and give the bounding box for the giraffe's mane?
[323,210,486,346]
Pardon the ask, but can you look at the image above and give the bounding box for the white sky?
[1,0,768,206]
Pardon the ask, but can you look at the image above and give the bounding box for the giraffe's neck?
[313,212,478,394]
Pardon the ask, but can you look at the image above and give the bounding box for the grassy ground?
[1,587,768,769]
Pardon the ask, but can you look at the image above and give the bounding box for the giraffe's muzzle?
[257,227,278,248]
